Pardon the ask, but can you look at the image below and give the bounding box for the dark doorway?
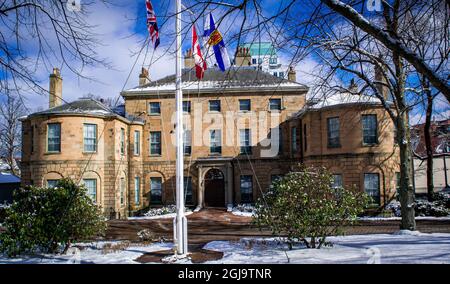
[204,168,225,207]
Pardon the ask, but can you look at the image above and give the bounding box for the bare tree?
[0,0,110,98]
[0,92,27,176]
[320,0,450,101]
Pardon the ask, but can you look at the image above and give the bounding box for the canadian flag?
[192,25,207,79]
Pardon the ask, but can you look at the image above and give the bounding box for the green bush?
[254,165,369,249]
[0,178,106,257]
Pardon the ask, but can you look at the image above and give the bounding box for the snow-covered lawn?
[1,232,449,264]
[204,232,450,264]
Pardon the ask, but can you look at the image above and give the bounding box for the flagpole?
[174,0,188,256]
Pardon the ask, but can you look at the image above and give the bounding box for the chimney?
[49,68,62,108]
[235,47,251,67]
[184,48,195,69]
[374,64,388,99]
[349,78,358,93]
[288,66,296,81]
[139,67,150,87]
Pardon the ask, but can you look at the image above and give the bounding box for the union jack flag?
[146,0,160,49]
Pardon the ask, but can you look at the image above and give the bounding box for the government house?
[20,51,400,218]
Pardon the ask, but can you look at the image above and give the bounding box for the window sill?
[148,113,161,116]
[209,153,222,156]
[83,151,97,154]
[207,111,221,114]
[362,143,379,147]
[45,151,61,155]
[149,154,162,157]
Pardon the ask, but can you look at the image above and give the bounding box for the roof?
[292,92,383,119]
[0,172,20,184]
[122,67,307,95]
[23,98,144,124]
[239,42,276,57]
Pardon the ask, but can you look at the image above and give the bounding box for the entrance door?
[204,168,225,207]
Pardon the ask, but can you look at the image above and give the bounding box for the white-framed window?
[210,129,222,154]
[120,128,125,155]
[240,175,253,203]
[362,114,378,145]
[331,174,343,189]
[47,179,59,188]
[149,102,161,115]
[269,98,281,111]
[183,101,191,113]
[239,129,251,154]
[364,173,380,205]
[83,179,97,201]
[150,177,162,204]
[327,117,340,148]
[120,177,125,206]
[83,124,97,152]
[47,123,61,152]
[134,176,140,205]
[183,129,192,155]
[134,130,140,156]
[239,99,251,111]
[150,131,161,155]
[209,100,221,112]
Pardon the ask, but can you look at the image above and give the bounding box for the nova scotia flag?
[203,13,230,71]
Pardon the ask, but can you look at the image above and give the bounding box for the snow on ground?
[1,232,449,264]
[0,241,173,264]
[203,232,450,264]
[358,216,450,221]
[127,212,193,220]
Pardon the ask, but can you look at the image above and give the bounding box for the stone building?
[20,62,400,218]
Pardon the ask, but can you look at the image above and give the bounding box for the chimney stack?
[139,67,150,87]
[374,64,388,99]
[234,47,251,67]
[288,66,296,81]
[49,68,62,108]
[184,48,195,69]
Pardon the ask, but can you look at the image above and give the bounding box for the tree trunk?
[424,83,434,201]
[397,115,417,231]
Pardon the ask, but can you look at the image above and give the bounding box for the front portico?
[195,157,233,210]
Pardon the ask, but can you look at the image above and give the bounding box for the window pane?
[120,178,125,205]
[210,130,222,154]
[239,99,251,111]
[47,179,59,188]
[150,131,161,155]
[362,115,378,144]
[183,101,191,113]
[150,177,162,204]
[327,117,340,148]
[269,99,281,111]
[364,173,380,205]
[135,177,140,205]
[240,175,253,203]
[120,128,125,154]
[291,127,297,153]
[184,177,193,204]
[209,100,221,112]
[183,130,191,155]
[134,131,140,155]
[83,179,97,201]
[83,124,97,152]
[149,102,161,114]
[240,129,251,154]
[47,124,61,152]
[331,174,343,189]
